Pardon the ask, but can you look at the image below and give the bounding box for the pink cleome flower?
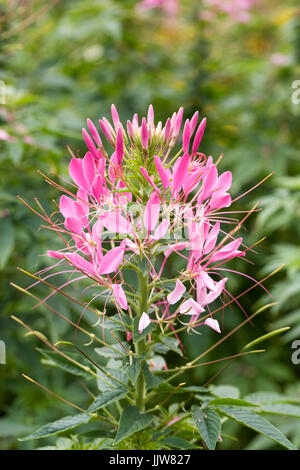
[30,103,263,339]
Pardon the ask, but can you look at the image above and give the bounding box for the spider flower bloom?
[31,104,262,343]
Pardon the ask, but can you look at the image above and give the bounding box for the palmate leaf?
[214,405,297,450]
[87,387,127,413]
[192,405,221,450]
[114,406,153,444]
[19,413,91,441]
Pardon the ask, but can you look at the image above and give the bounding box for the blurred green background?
[0,0,300,450]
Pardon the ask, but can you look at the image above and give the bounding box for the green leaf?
[87,387,127,413]
[7,140,23,165]
[209,398,256,407]
[95,343,129,359]
[210,385,240,399]
[192,405,221,450]
[259,404,300,419]
[214,405,297,450]
[160,436,202,449]
[114,406,153,444]
[160,337,183,356]
[142,362,162,390]
[96,368,128,392]
[183,386,209,393]
[37,348,92,380]
[123,356,141,385]
[19,413,91,441]
[0,218,15,270]
[244,391,300,405]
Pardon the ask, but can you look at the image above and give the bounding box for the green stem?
[134,269,149,412]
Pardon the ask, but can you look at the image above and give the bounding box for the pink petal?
[59,195,77,219]
[203,222,220,255]
[111,104,120,130]
[115,127,124,165]
[209,193,231,211]
[190,111,199,134]
[174,107,184,137]
[87,119,102,147]
[141,117,148,150]
[167,280,186,304]
[98,246,124,275]
[218,171,232,192]
[91,175,103,201]
[127,120,135,140]
[204,318,221,333]
[143,192,160,232]
[65,252,95,275]
[192,117,207,155]
[112,284,128,310]
[65,217,84,234]
[182,119,191,153]
[180,298,205,315]
[47,250,65,259]
[69,158,89,192]
[82,152,95,186]
[147,104,154,127]
[209,237,243,263]
[138,312,151,334]
[103,211,132,234]
[82,128,98,160]
[200,164,218,201]
[154,155,170,190]
[140,167,160,194]
[198,271,215,290]
[152,219,169,240]
[163,118,172,142]
[172,152,191,196]
[164,242,188,258]
[99,119,114,144]
[206,278,227,305]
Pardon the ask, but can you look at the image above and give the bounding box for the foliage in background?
[0,0,300,450]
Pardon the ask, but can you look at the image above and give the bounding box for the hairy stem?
[134,268,149,412]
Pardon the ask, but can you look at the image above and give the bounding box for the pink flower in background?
[138,0,179,17]
[204,0,255,23]
[270,53,292,67]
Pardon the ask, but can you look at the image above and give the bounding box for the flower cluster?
[44,104,248,337]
